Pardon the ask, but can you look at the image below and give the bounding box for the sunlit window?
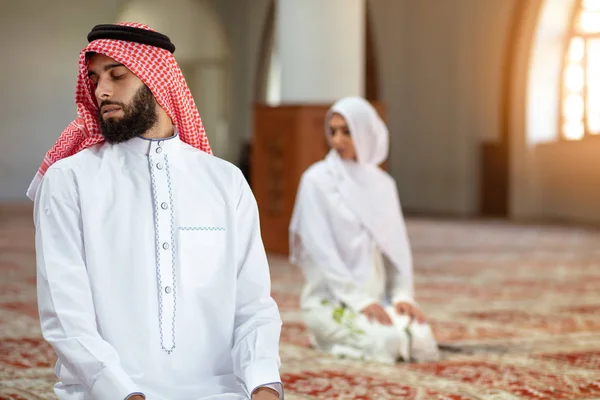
[561,0,600,140]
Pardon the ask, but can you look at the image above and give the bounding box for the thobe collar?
[120,129,181,157]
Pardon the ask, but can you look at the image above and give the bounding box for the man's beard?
[99,85,158,144]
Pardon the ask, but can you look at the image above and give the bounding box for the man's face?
[87,53,158,143]
[327,113,357,161]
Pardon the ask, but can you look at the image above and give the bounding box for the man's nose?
[95,79,113,102]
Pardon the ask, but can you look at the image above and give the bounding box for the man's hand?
[361,303,393,325]
[395,302,425,323]
[252,387,279,400]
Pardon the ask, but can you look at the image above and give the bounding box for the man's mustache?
[99,100,127,109]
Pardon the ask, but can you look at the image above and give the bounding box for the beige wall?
[0,0,126,201]
[509,0,543,220]
[535,139,600,224]
[510,0,600,225]
[368,0,516,215]
[209,0,273,162]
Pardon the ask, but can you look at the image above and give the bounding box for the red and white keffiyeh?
[26,22,212,200]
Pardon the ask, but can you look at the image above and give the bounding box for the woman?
[289,97,440,364]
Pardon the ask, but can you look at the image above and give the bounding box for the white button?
[158,141,163,147]
[156,147,163,154]
[156,163,163,170]
[165,286,172,294]
[162,242,170,250]
[161,202,168,210]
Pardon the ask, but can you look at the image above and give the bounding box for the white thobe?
[293,165,439,363]
[34,133,283,400]
[301,247,440,364]
[293,164,413,312]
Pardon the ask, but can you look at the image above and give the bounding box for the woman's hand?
[361,303,393,325]
[395,302,425,323]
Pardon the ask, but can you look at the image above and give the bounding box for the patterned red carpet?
[1,206,600,399]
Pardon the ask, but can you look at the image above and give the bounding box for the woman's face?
[327,113,357,161]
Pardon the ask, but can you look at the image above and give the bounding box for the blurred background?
[1,0,598,226]
[1,1,599,398]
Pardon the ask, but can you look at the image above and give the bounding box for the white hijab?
[289,96,414,297]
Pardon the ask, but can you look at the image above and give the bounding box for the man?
[29,23,283,400]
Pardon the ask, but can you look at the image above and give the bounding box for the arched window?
[561,0,600,140]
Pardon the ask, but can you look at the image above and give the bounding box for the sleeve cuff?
[252,383,283,399]
[242,359,282,398]
[125,393,145,399]
[90,367,141,400]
